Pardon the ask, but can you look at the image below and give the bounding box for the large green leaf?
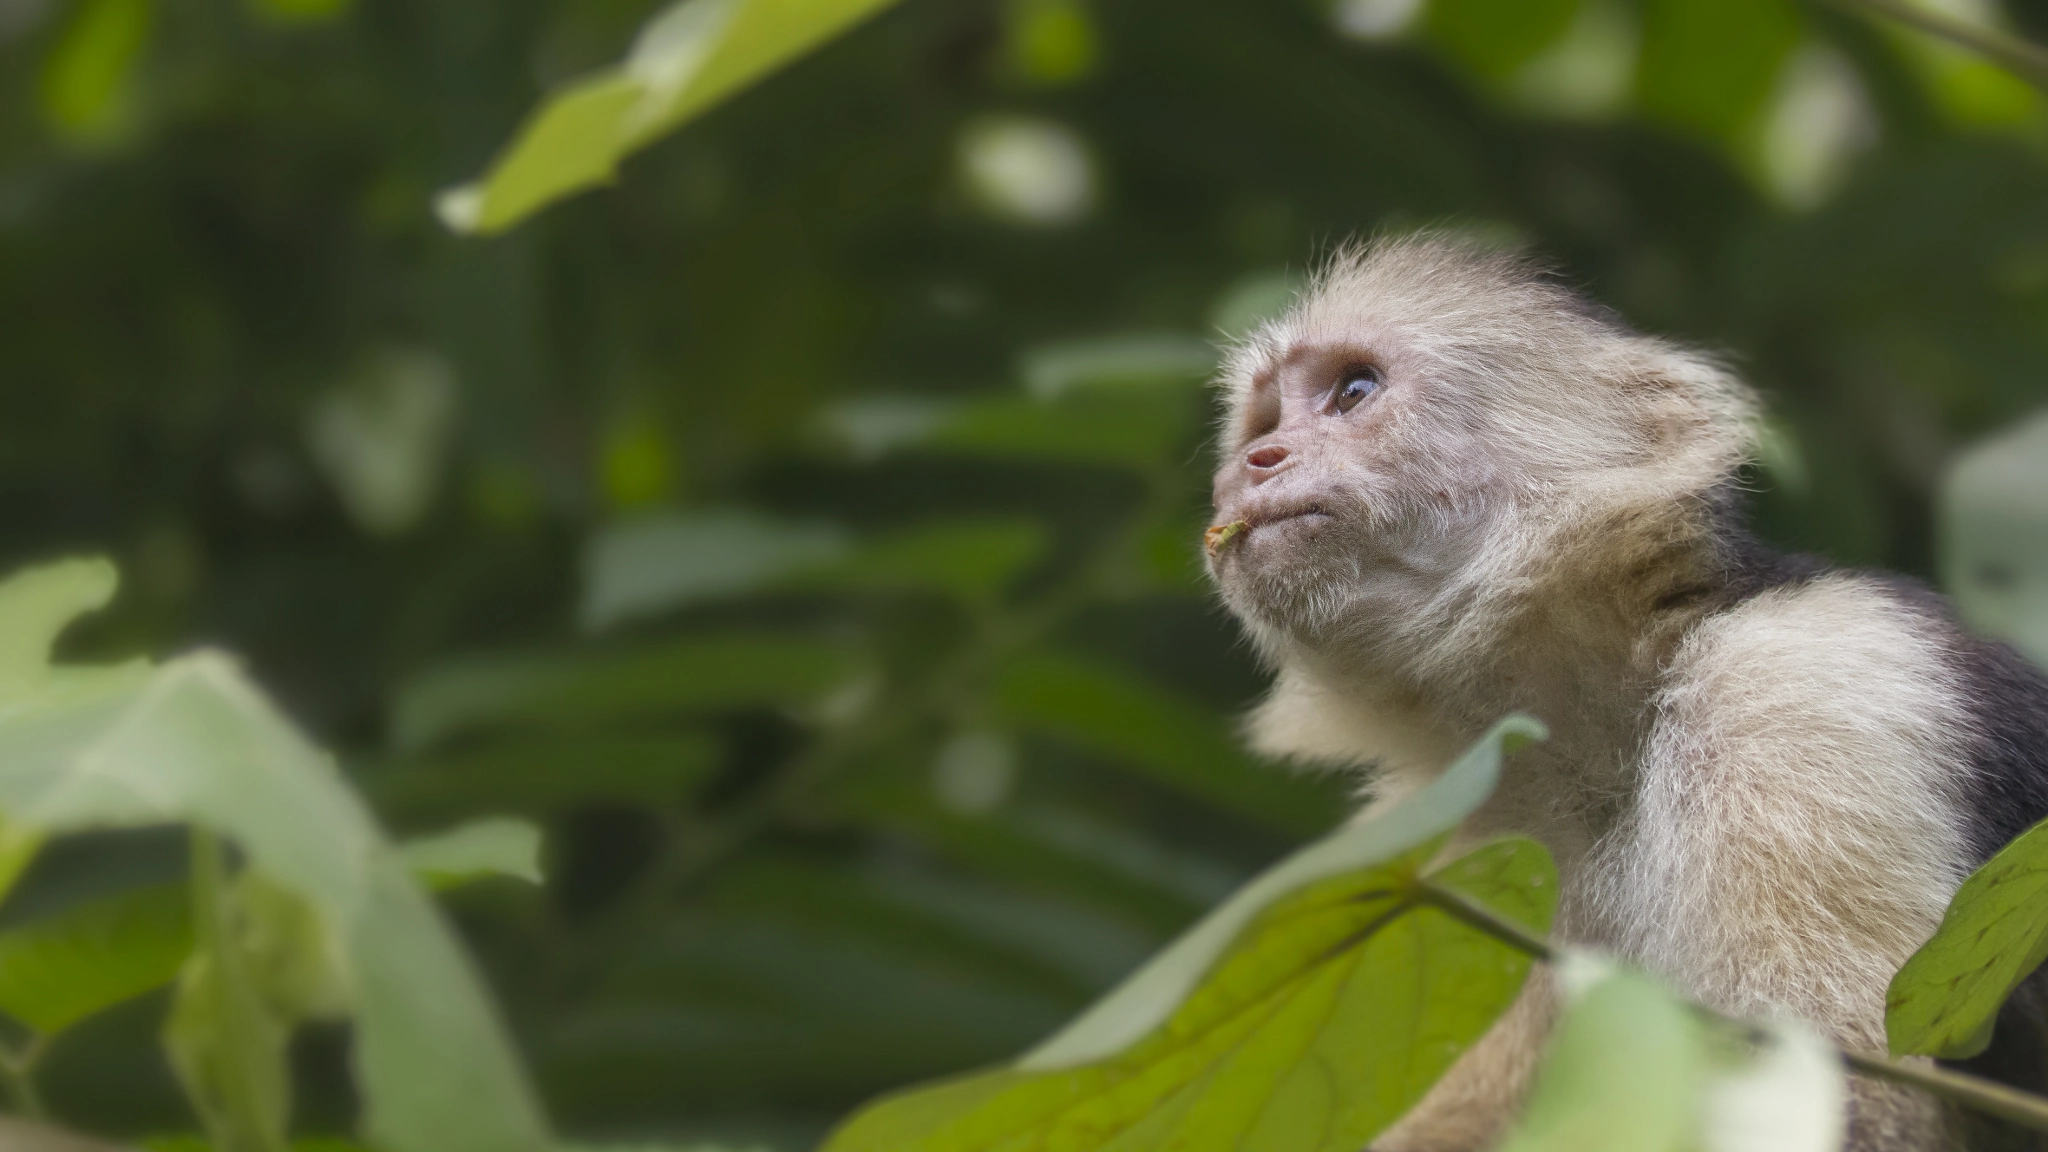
[1887,815,2048,1058]
[0,883,190,1035]
[820,717,1551,1152]
[1500,957,1843,1152]
[438,0,907,234]
[0,560,551,1152]
[391,634,863,751]
[992,651,1340,836]
[824,836,1555,1152]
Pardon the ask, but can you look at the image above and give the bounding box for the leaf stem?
[1843,1048,2048,1132]
[1429,880,2048,1133]
[1814,0,2048,89]
[1416,881,1556,961]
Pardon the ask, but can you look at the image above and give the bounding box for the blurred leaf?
[1017,334,1215,399]
[372,732,723,817]
[1019,714,1544,1068]
[580,510,850,631]
[1426,0,1580,80]
[400,817,544,890]
[305,349,458,537]
[1001,0,1099,86]
[37,0,152,144]
[823,834,1556,1152]
[247,0,350,22]
[993,651,1339,836]
[925,391,1199,470]
[1941,410,2048,668]
[0,884,189,1035]
[808,521,1047,605]
[1887,815,2048,1058]
[600,418,679,512]
[392,634,863,751]
[166,836,292,1152]
[0,558,117,695]
[1500,957,1843,1152]
[439,0,907,234]
[233,875,350,1024]
[1635,0,1802,143]
[1496,960,1701,1152]
[0,561,552,1152]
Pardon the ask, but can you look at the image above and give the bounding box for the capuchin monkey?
[1205,233,2048,1152]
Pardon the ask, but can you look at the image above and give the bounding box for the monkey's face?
[1206,323,1503,650]
[1203,236,1749,658]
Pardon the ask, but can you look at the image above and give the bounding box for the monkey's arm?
[1590,573,1975,1148]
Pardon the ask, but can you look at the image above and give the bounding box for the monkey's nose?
[1245,444,1291,475]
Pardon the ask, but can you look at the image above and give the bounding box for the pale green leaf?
[0,558,117,698]
[1497,960,1703,1152]
[1941,409,2048,669]
[579,510,850,631]
[400,817,544,890]
[1887,815,2048,1058]
[824,834,1556,1152]
[391,633,862,751]
[440,0,907,235]
[0,564,552,1152]
[1016,334,1215,399]
[0,884,189,1035]
[1699,1018,1844,1152]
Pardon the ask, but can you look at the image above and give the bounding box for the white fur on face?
[1207,233,1756,680]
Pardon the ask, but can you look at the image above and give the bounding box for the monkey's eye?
[1328,367,1382,415]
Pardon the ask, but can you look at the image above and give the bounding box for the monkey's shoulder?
[1664,568,2048,863]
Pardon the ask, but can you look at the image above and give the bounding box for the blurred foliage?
[1,0,2048,1147]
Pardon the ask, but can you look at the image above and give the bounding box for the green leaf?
[579,509,851,631]
[391,633,863,751]
[438,0,907,235]
[924,391,1198,470]
[37,0,154,144]
[0,884,190,1035]
[1887,814,2048,1058]
[577,512,1046,630]
[0,557,117,698]
[993,651,1342,836]
[1021,710,1543,1068]
[1497,960,1703,1152]
[1635,0,1803,143]
[400,817,544,890]
[824,835,1556,1152]
[809,521,1048,606]
[1500,956,1844,1152]
[1425,0,1582,80]
[1016,334,1215,400]
[0,561,552,1152]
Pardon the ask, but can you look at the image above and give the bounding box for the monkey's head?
[1207,234,1756,666]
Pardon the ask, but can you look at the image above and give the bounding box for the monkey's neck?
[1294,497,1732,875]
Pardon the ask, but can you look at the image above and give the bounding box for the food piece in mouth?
[1204,520,1249,555]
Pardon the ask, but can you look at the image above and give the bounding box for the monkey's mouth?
[1213,502,1334,551]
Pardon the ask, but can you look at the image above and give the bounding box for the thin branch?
[1844,1048,2048,1133]
[1815,0,2048,89]
[1423,880,2048,1131]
